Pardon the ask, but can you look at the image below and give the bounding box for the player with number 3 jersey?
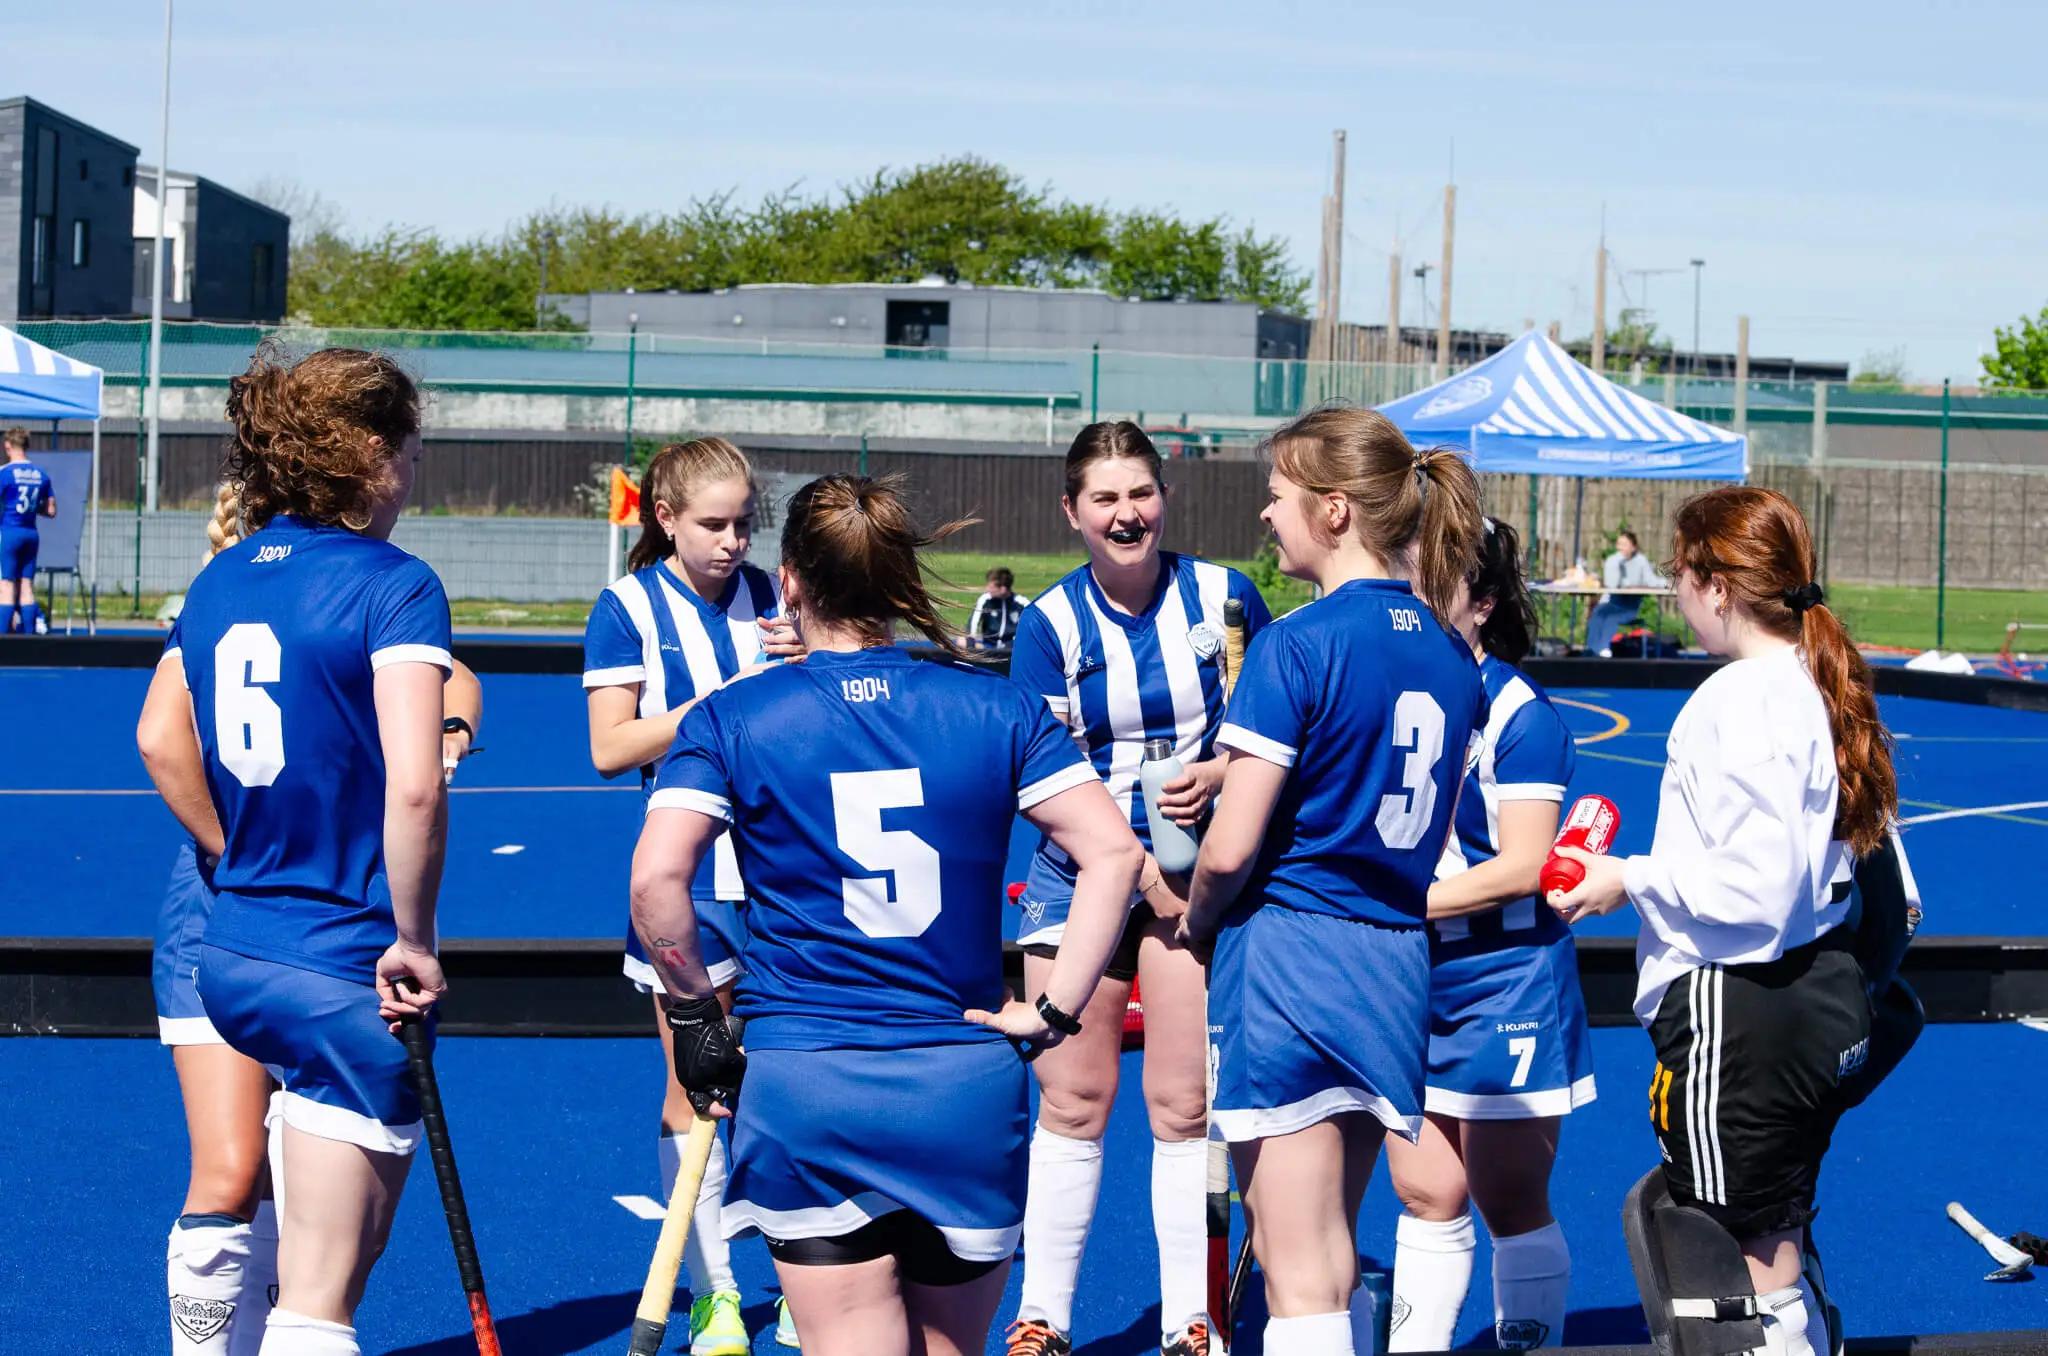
[1384,516,1595,1354]
[137,347,452,1356]
[630,474,1143,1356]
[1180,408,1487,1356]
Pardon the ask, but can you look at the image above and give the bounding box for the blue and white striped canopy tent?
[1376,331,1747,481]
[1,324,107,608]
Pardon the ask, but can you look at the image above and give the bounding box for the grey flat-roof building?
[554,283,1311,360]
[134,167,290,323]
[0,97,141,323]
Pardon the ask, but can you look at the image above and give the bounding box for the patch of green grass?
[1825,583,2048,655]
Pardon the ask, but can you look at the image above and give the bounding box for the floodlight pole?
[1689,259,1704,380]
[144,0,174,512]
[1937,378,1951,651]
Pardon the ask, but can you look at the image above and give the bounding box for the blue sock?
[2,605,17,634]
[19,603,40,634]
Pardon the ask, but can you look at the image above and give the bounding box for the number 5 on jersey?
[831,769,942,938]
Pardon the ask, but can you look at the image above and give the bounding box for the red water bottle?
[1540,795,1621,899]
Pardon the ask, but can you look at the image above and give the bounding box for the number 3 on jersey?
[215,623,286,787]
[830,768,942,938]
[1376,690,1445,849]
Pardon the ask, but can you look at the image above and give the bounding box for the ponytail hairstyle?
[1263,405,1482,626]
[1668,485,1897,855]
[627,437,755,572]
[1062,420,1164,503]
[224,344,420,532]
[205,482,245,558]
[1471,515,1537,665]
[780,473,977,655]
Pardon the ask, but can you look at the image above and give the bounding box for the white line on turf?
[0,784,638,796]
[491,845,525,855]
[613,1194,666,1220]
[1899,801,2048,827]
[2020,1018,2048,1035]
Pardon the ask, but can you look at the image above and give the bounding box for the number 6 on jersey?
[215,623,287,787]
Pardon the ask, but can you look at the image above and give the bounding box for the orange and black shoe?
[1004,1318,1073,1356]
[1162,1319,1212,1356]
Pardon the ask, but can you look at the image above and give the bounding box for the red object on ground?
[1123,977,1145,1048]
[1540,794,1621,899]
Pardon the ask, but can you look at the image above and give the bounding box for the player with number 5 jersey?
[1180,408,1487,1356]
[139,346,452,1356]
[1384,516,1595,1355]
[630,474,1143,1356]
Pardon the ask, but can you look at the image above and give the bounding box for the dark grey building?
[134,168,289,323]
[0,97,141,323]
[552,283,1310,360]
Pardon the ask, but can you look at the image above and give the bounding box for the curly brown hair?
[224,345,420,532]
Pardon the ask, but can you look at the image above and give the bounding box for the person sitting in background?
[967,566,1027,652]
[1585,530,1661,656]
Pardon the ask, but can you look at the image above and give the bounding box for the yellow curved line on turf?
[1554,696,1630,746]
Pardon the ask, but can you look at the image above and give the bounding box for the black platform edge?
[8,934,2045,1038]
[10,635,2045,710]
[1485,1339,2048,1356]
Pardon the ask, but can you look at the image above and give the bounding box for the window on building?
[123,166,135,188]
[71,220,89,268]
[78,158,89,181]
[885,300,950,351]
[31,216,53,286]
[251,243,275,313]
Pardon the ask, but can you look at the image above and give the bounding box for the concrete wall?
[580,285,1303,358]
[0,98,140,322]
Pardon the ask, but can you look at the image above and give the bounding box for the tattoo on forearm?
[652,937,689,976]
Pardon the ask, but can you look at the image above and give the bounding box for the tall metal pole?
[1937,378,1951,651]
[144,0,173,513]
[623,316,639,457]
[1592,244,1608,372]
[1689,258,1704,378]
[536,229,554,329]
[1089,342,1099,423]
[1436,184,1455,378]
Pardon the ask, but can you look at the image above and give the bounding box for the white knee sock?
[1389,1212,1474,1353]
[1759,1281,1817,1356]
[259,1309,358,1356]
[169,1214,253,1353]
[230,1202,279,1356]
[1152,1135,1209,1338]
[1266,1310,1355,1355]
[660,1131,736,1296]
[1017,1127,1105,1334]
[1492,1220,1569,1349]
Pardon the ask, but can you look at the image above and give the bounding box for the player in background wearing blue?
[584,437,803,1355]
[1,425,57,635]
[137,347,453,1356]
[1005,422,1269,1356]
[630,473,1144,1356]
[1384,516,1594,1353]
[1178,408,1488,1356]
[139,473,487,1356]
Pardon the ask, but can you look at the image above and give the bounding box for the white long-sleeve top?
[1624,646,1853,1024]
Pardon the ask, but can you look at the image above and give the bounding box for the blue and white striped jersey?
[583,560,781,901]
[1430,654,1576,948]
[1008,552,1269,855]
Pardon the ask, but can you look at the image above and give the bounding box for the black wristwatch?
[1036,993,1083,1036]
[443,716,474,740]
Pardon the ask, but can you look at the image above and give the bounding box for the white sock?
[1759,1282,1817,1356]
[1017,1127,1105,1334]
[1265,1310,1355,1356]
[231,1202,279,1356]
[1152,1136,1209,1338]
[1349,1280,1378,1353]
[169,1214,253,1353]
[258,1308,358,1356]
[1389,1212,1474,1353]
[1493,1220,1569,1349]
[660,1131,737,1296]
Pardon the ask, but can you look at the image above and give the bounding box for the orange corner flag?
[608,467,641,526]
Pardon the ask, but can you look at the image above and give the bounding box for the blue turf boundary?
[5,1026,2045,1353]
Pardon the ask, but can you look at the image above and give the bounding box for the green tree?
[1981,305,2048,391]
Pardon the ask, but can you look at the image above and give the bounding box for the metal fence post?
[1090,343,1100,424]
[1936,378,1951,650]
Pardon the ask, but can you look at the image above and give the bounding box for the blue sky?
[21,1,2048,380]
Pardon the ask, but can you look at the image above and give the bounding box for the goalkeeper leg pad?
[1622,1166,1765,1356]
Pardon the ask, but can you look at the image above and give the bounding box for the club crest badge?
[171,1295,234,1344]
[1497,1318,1551,1349]
[1187,622,1223,658]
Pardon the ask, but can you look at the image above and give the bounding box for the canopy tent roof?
[0,324,104,420]
[1377,331,1746,480]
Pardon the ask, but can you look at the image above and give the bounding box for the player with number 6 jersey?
[1385,517,1595,1355]
[1180,409,1487,1356]
[630,473,1143,1356]
[137,346,453,1356]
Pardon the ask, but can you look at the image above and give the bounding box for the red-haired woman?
[1551,485,1898,1356]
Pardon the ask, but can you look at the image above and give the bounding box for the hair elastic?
[1782,582,1825,613]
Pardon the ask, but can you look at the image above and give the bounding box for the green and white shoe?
[775,1295,801,1348]
[688,1289,749,1356]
